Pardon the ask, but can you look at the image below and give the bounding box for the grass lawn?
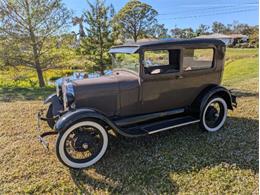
[0,48,258,194]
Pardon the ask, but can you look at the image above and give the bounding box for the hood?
[72,70,139,95]
[71,70,139,116]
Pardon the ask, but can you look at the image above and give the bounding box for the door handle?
[176,75,184,79]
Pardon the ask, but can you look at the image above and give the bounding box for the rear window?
[183,48,214,71]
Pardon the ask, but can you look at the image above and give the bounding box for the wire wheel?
[201,97,227,132]
[56,121,108,169]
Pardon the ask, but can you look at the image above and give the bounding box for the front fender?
[44,93,57,104]
[54,108,136,137]
[44,93,63,116]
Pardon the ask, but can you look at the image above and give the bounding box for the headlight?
[55,78,63,97]
[63,82,75,108]
[56,84,62,97]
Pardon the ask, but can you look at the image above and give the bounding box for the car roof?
[109,38,225,53]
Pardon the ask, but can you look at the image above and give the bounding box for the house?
[196,33,248,46]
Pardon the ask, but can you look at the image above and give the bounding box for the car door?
[140,48,194,114]
[181,46,220,103]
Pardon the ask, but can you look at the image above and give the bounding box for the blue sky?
[63,0,259,32]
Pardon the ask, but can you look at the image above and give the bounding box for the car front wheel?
[56,120,108,169]
[200,96,228,132]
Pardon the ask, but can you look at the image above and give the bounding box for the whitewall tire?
[200,97,228,132]
[56,121,108,169]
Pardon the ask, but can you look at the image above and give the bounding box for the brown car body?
[41,38,237,135]
[72,39,225,117]
[38,38,237,169]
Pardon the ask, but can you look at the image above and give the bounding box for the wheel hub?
[73,135,92,152]
[206,106,219,121]
[82,143,89,149]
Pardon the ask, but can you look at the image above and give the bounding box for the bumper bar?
[37,131,58,150]
[36,110,58,150]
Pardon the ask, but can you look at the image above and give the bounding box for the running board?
[121,116,200,136]
[147,118,200,134]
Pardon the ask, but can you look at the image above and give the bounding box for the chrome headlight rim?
[56,84,62,97]
[63,82,75,108]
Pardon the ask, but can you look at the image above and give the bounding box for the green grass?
[225,48,258,59]
[0,48,258,194]
[223,57,258,85]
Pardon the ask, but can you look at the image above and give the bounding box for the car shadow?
[230,89,258,98]
[69,116,258,193]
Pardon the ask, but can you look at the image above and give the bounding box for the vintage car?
[37,39,237,169]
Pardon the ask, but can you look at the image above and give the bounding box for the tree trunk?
[133,34,138,42]
[35,62,45,87]
[24,0,45,87]
[100,63,105,75]
[32,45,45,87]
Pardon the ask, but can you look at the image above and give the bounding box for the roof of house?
[196,33,248,39]
[109,38,225,53]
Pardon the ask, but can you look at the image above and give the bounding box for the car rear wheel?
[56,121,108,169]
[200,96,227,132]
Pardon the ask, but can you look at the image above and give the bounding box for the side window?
[144,49,180,75]
[183,48,214,71]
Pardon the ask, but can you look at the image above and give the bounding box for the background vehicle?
[37,39,237,169]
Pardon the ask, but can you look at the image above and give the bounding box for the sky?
[63,0,259,32]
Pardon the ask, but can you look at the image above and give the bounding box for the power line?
[159,8,258,20]
[158,3,258,16]
[171,0,258,7]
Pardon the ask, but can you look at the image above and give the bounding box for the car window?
[113,53,139,73]
[183,48,214,71]
[145,50,169,67]
[144,49,180,75]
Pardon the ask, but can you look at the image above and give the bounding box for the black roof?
[109,38,225,53]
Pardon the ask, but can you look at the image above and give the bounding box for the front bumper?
[36,109,57,150]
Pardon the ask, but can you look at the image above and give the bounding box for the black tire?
[200,96,228,132]
[56,120,108,169]
[46,104,55,129]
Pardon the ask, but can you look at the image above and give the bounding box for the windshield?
[112,53,140,73]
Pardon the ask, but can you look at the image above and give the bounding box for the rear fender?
[54,108,136,137]
[192,85,235,117]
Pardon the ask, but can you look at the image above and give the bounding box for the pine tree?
[80,0,115,74]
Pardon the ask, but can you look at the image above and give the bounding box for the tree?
[171,27,196,39]
[150,24,170,39]
[80,0,115,74]
[231,21,255,36]
[196,24,210,35]
[116,0,158,42]
[248,26,259,47]
[212,21,227,34]
[0,0,71,87]
[72,15,86,38]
